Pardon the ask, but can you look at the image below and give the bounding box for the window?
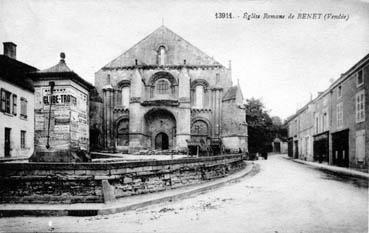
[356,130,365,162]
[0,89,12,114]
[337,102,343,128]
[216,73,220,83]
[121,86,130,107]
[322,111,328,131]
[322,114,325,131]
[337,86,342,98]
[195,85,204,108]
[20,97,27,118]
[21,130,26,149]
[12,94,17,115]
[315,115,319,134]
[294,119,298,134]
[191,120,209,136]
[158,46,166,66]
[357,70,363,87]
[156,79,169,94]
[355,90,365,123]
[305,136,310,155]
[0,89,5,112]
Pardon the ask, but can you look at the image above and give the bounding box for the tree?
[245,98,286,154]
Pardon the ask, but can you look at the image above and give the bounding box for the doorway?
[288,138,293,157]
[332,130,349,167]
[4,128,11,157]
[294,140,299,159]
[313,132,329,163]
[274,142,281,153]
[155,132,169,150]
[144,108,176,150]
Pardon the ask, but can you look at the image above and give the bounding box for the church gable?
[103,26,222,68]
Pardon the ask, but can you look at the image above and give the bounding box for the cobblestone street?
[1,154,367,233]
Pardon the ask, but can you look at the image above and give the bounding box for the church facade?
[91,26,247,154]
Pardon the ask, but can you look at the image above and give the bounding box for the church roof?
[223,86,238,101]
[223,84,244,104]
[103,26,223,69]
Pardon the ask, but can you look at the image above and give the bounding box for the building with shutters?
[90,26,248,155]
[286,53,368,170]
[0,42,38,159]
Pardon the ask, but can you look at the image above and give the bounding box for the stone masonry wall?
[0,154,245,204]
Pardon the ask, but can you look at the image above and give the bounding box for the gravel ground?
[1,154,367,233]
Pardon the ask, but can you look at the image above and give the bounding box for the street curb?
[0,156,29,163]
[0,162,256,217]
[283,156,369,180]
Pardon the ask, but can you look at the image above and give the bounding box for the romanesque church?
[90,26,247,155]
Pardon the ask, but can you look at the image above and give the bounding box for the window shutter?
[0,89,4,112]
[356,130,365,162]
[12,94,17,115]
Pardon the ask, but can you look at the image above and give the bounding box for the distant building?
[272,137,288,154]
[286,54,368,170]
[91,26,248,154]
[0,42,37,158]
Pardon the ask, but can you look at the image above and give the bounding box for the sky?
[1,0,368,120]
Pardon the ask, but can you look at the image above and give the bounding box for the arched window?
[158,46,166,66]
[195,85,204,108]
[117,119,129,146]
[216,73,220,83]
[191,120,209,136]
[156,79,169,94]
[121,86,130,107]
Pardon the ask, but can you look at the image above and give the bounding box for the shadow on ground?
[320,171,368,189]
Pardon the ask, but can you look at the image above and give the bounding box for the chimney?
[3,42,17,59]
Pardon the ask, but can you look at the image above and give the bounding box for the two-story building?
[286,113,298,158]
[286,53,368,170]
[329,55,368,169]
[312,91,331,163]
[0,42,37,158]
[286,101,314,160]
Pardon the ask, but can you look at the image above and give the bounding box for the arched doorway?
[144,108,176,150]
[155,132,169,150]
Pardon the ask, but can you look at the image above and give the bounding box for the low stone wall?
[0,154,245,204]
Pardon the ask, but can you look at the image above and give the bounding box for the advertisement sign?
[34,83,89,152]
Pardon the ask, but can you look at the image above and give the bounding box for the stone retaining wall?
[0,154,245,204]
